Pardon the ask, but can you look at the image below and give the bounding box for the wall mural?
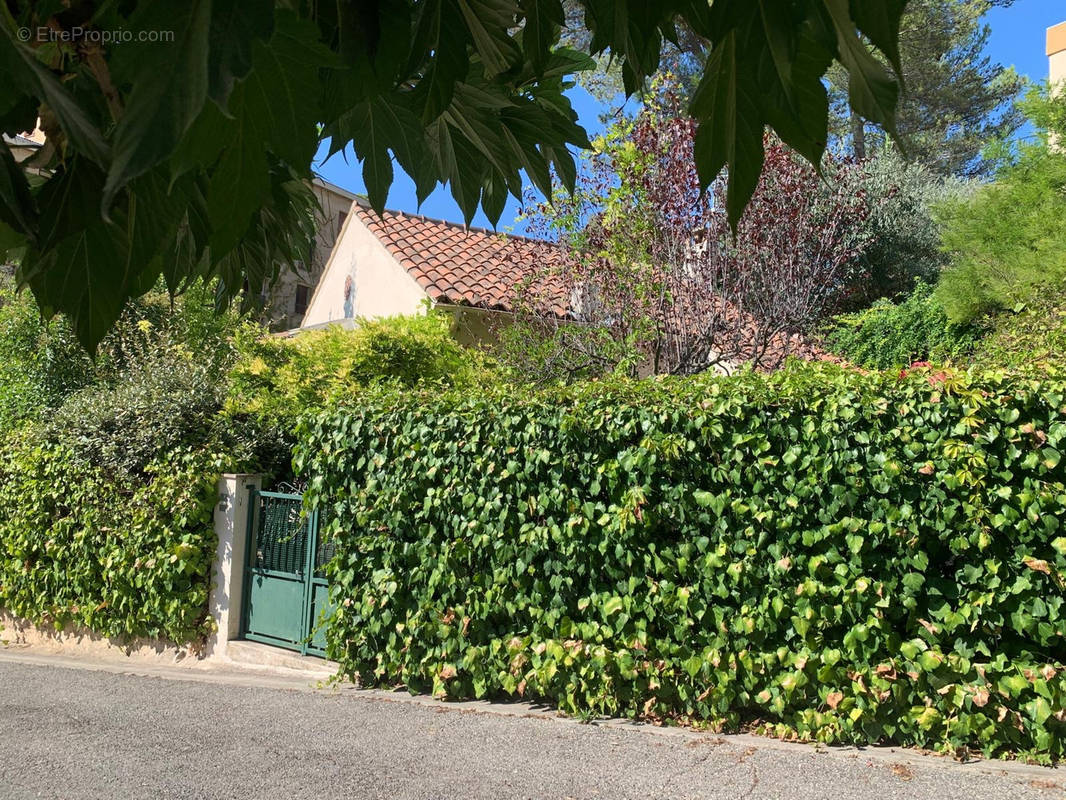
[342,256,356,318]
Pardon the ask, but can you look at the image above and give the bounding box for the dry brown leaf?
[890,764,915,782]
[1023,557,1051,574]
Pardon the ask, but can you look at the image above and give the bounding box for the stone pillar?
[206,473,262,658]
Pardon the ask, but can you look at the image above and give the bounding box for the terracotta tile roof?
[352,204,571,317]
[350,202,841,371]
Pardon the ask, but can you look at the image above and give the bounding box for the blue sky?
[314,3,1066,231]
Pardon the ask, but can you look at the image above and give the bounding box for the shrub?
[298,364,1066,760]
[821,282,979,368]
[48,340,226,483]
[839,151,963,307]
[934,86,1066,325]
[0,278,242,436]
[0,281,94,431]
[971,299,1066,371]
[226,312,489,432]
[0,433,225,642]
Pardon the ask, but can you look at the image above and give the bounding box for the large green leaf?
[198,14,332,255]
[405,0,471,121]
[538,48,598,82]
[498,105,556,198]
[457,0,523,76]
[169,98,231,180]
[32,161,105,251]
[480,170,509,226]
[206,0,275,103]
[162,177,213,294]
[519,0,565,73]
[337,97,427,212]
[0,144,36,240]
[22,218,131,351]
[0,28,110,168]
[849,0,907,77]
[446,129,487,221]
[126,169,197,288]
[756,10,833,166]
[0,220,26,258]
[690,32,765,230]
[206,119,270,256]
[238,15,334,168]
[102,0,212,209]
[821,0,901,134]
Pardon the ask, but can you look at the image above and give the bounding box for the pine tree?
[830,0,1023,177]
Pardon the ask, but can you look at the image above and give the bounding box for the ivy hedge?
[298,363,1066,760]
[0,436,223,643]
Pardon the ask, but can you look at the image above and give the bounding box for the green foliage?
[0,433,225,642]
[935,87,1066,325]
[0,280,261,642]
[496,319,642,386]
[969,300,1066,371]
[226,312,489,433]
[822,283,979,369]
[1017,79,1066,144]
[0,278,243,437]
[299,364,1066,759]
[48,337,228,483]
[0,1,907,349]
[828,0,1022,178]
[842,152,963,304]
[0,279,93,431]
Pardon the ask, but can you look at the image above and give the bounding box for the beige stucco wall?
[1050,22,1066,87]
[300,208,428,327]
[8,143,38,163]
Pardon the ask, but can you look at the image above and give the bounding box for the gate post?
[206,473,262,658]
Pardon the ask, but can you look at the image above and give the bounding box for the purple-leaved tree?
[504,94,872,381]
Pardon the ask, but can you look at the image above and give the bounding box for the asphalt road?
[0,656,1063,800]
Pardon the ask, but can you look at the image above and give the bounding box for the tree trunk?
[850,111,866,160]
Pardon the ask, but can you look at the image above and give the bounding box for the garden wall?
[298,363,1066,759]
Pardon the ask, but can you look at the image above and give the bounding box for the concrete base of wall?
[0,610,205,667]
[1,611,340,683]
[226,640,338,680]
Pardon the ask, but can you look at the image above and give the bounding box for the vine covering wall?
[299,363,1066,760]
[0,437,223,643]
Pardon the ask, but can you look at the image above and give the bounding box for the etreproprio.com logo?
[17,26,175,45]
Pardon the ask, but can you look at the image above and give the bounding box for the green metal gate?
[240,489,334,657]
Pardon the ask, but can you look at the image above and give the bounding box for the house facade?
[299,201,569,343]
[1051,21,1066,88]
[3,132,43,163]
[263,178,361,331]
[293,198,827,372]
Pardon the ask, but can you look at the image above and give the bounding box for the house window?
[337,210,347,230]
[294,284,311,315]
